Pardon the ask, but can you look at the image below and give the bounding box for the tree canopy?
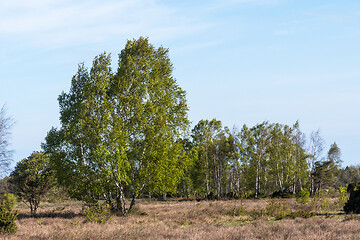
[9,151,55,215]
[43,37,190,214]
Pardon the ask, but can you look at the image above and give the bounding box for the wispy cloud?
[206,0,280,10]
[0,0,209,47]
[306,12,359,23]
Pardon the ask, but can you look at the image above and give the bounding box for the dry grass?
[1,198,359,239]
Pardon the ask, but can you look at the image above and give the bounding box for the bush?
[339,186,347,201]
[271,191,292,198]
[266,199,290,219]
[84,204,112,224]
[344,188,360,214]
[332,186,348,210]
[347,182,360,193]
[1,193,17,211]
[320,199,330,210]
[0,194,18,234]
[295,189,310,204]
[289,209,315,219]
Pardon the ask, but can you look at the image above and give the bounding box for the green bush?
[1,193,17,211]
[339,186,347,201]
[248,209,265,219]
[0,194,18,234]
[332,186,348,210]
[266,199,290,217]
[289,209,315,219]
[84,204,112,224]
[295,189,310,204]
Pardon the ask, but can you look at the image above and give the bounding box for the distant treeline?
[175,119,354,200]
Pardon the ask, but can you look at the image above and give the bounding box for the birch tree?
[44,37,190,214]
[0,105,14,177]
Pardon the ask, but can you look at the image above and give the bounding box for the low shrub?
[289,209,315,219]
[226,207,247,216]
[320,199,331,210]
[83,204,112,224]
[248,209,265,219]
[0,194,18,234]
[266,199,290,217]
[295,189,310,204]
[1,193,17,211]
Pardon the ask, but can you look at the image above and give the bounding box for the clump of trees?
[178,119,342,199]
[38,37,347,215]
[1,37,352,221]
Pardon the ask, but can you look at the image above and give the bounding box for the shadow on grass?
[17,211,81,220]
[315,211,345,217]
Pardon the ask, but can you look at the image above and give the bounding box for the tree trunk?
[29,199,39,216]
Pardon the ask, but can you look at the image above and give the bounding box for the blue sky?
[1,0,359,167]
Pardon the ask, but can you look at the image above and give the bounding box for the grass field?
[1,198,360,239]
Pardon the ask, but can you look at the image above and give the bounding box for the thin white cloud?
[306,12,358,23]
[0,0,210,47]
[206,0,280,10]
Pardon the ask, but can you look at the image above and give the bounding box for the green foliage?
[330,186,348,210]
[43,37,190,214]
[9,151,55,215]
[229,207,247,216]
[1,193,17,211]
[288,209,315,219]
[266,199,290,219]
[339,186,347,201]
[295,188,310,204]
[248,209,265,219]
[0,194,18,234]
[312,142,342,192]
[320,198,330,210]
[191,119,228,198]
[84,204,112,224]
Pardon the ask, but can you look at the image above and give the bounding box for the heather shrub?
[248,209,265,219]
[320,199,330,210]
[226,207,247,216]
[84,204,112,224]
[289,209,315,219]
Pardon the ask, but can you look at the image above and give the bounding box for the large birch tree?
[43,37,190,214]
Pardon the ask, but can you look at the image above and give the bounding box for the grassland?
[1,198,360,239]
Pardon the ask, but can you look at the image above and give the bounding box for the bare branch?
[0,104,14,177]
